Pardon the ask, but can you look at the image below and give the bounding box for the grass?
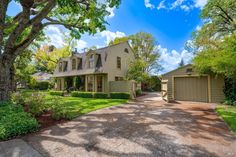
[19,90,128,119]
[216,105,236,133]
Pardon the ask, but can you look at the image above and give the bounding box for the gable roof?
[162,64,192,77]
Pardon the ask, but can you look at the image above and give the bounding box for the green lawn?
[216,105,236,133]
[20,90,128,119]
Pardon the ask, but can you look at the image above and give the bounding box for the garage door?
[174,76,208,102]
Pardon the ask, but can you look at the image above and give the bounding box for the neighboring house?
[161,64,225,103]
[53,42,135,94]
[32,72,52,82]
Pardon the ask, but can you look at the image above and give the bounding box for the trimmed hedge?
[94,93,108,99]
[110,92,130,99]
[71,92,93,98]
[49,91,64,96]
[0,102,39,140]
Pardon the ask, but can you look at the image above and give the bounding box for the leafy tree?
[0,0,121,101]
[127,32,162,82]
[192,0,236,103]
[35,45,71,73]
[14,49,36,88]
[109,36,129,45]
[193,34,236,78]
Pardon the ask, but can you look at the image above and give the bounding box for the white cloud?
[144,0,155,9]
[44,25,87,50]
[194,0,208,9]
[106,7,115,18]
[99,30,126,44]
[171,0,185,10]
[157,0,166,10]
[76,40,88,50]
[158,45,194,74]
[145,0,208,11]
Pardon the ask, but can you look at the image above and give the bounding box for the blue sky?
[7,0,207,74]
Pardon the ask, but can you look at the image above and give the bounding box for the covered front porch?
[55,74,108,93]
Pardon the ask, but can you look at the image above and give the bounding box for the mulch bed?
[36,112,68,129]
[23,106,67,130]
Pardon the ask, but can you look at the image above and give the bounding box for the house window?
[59,62,62,72]
[124,48,129,53]
[97,76,103,92]
[186,68,193,73]
[63,61,68,72]
[72,59,76,70]
[77,58,82,70]
[117,57,121,69]
[115,77,123,81]
[87,76,94,92]
[89,54,94,68]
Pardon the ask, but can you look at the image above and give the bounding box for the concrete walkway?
[1,92,236,157]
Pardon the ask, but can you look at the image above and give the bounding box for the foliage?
[126,32,162,82]
[50,97,76,120]
[50,91,64,96]
[126,59,150,82]
[192,0,236,104]
[135,89,142,96]
[223,78,236,105]
[110,92,130,99]
[28,77,38,89]
[25,93,46,116]
[193,34,236,78]
[109,36,129,45]
[0,0,121,101]
[216,105,236,132]
[14,50,36,86]
[35,46,71,73]
[142,76,161,91]
[94,93,109,99]
[21,90,127,119]
[11,92,25,106]
[71,92,94,98]
[0,102,38,140]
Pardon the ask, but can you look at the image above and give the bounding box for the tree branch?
[0,0,10,53]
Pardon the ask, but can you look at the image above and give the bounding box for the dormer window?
[59,62,62,72]
[77,58,82,70]
[72,58,76,70]
[63,61,68,72]
[124,48,129,53]
[89,54,94,68]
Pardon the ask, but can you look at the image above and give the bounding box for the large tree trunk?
[0,60,13,102]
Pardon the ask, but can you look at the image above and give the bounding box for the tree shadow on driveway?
[23,98,236,157]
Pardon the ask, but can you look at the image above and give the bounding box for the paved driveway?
[2,93,236,157]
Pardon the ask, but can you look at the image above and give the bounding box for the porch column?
[85,75,88,92]
[94,75,97,92]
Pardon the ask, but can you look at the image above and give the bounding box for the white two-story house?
[53,41,135,93]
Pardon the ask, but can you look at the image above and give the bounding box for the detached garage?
[161,64,225,103]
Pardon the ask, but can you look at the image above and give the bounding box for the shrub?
[0,102,38,140]
[11,92,25,106]
[110,92,130,99]
[224,78,236,105]
[37,81,49,90]
[49,91,64,96]
[25,93,46,116]
[71,91,93,98]
[94,93,108,99]
[51,97,79,120]
[136,89,142,96]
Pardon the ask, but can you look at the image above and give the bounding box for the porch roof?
[52,69,107,78]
